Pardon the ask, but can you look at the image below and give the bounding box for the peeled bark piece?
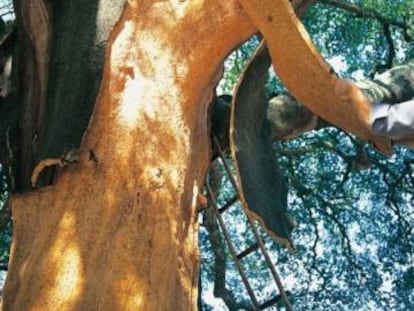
[211,95,232,157]
[230,42,294,249]
[238,0,392,154]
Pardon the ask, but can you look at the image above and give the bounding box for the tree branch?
[292,0,318,16]
[266,58,414,143]
[357,59,414,104]
[318,0,407,30]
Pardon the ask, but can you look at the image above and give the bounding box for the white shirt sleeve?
[371,98,414,140]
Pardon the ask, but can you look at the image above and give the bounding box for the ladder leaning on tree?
[204,136,293,311]
[201,41,296,311]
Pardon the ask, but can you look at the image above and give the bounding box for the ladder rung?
[260,296,280,309]
[236,242,260,260]
[206,181,262,309]
[218,195,238,213]
[259,291,291,309]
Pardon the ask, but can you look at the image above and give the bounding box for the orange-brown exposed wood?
[5,0,400,310]
[238,0,392,154]
[4,2,255,310]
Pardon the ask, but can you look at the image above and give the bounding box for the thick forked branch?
[266,58,414,143]
[12,0,51,190]
[237,0,392,153]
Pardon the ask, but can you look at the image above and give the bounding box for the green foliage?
[273,132,414,309]
[303,0,413,77]
[201,1,414,310]
[0,0,412,308]
[217,36,261,95]
[201,136,414,310]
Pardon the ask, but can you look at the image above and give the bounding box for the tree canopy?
[0,0,413,310]
[200,1,414,310]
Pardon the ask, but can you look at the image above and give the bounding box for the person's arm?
[371,99,414,140]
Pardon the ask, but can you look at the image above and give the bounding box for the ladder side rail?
[206,181,261,310]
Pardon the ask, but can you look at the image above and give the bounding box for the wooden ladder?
[204,137,293,311]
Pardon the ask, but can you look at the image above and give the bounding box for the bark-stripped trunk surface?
[4,1,254,310]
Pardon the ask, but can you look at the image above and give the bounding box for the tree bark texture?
[4,0,412,309]
[3,1,255,310]
[7,0,126,191]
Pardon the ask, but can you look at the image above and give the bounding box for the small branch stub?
[30,148,79,187]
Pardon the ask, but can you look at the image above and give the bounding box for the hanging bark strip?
[230,42,294,250]
[238,0,392,154]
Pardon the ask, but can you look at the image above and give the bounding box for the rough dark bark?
[5,0,125,191]
[38,0,125,158]
[358,60,414,104]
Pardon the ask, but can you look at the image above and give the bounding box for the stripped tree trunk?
[4,0,405,309]
[3,1,254,310]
